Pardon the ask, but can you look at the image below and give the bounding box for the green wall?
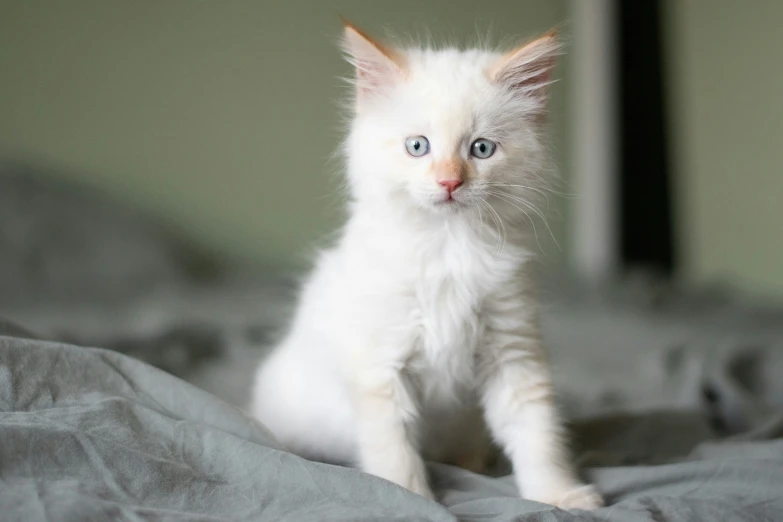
[667,0,783,294]
[0,1,569,268]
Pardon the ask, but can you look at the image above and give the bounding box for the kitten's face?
[343,23,558,217]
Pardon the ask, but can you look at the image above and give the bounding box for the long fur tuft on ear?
[490,29,562,105]
[341,19,405,101]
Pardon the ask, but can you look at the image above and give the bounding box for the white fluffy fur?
[250,23,603,510]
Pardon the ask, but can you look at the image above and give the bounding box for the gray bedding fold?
[2,333,782,522]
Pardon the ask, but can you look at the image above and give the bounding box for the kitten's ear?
[490,29,561,105]
[341,19,405,100]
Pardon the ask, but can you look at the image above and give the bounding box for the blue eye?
[405,136,430,157]
[470,138,496,159]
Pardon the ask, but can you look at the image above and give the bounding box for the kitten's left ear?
[490,29,561,105]
[341,19,405,101]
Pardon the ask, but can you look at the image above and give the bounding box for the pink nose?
[438,179,463,194]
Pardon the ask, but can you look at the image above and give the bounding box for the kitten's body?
[250,23,602,509]
[256,205,521,463]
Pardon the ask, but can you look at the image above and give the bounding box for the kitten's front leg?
[351,365,434,500]
[479,337,603,510]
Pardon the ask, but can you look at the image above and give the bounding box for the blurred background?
[0,0,781,447]
[1,0,781,295]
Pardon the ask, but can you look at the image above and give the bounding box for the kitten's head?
[341,21,561,218]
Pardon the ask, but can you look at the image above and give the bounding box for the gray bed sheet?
[3,164,783,521]
[2,329,782,522]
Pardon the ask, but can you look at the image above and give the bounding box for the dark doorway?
[616,0,676,274]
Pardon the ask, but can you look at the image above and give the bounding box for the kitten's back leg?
[250,342,356,465]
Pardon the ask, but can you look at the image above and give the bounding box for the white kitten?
[250,21,603,510]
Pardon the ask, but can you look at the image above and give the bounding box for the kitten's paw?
[555,483,604,510]
[364,453,435,500]
[403,473,436,500]
[400,474,435,500]
[378,462,435,499]
[529,483,604,510]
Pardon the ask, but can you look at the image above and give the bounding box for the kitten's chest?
[410,280,481,402]
[406,242,507,400]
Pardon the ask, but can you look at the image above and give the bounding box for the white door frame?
[569,0,619,279]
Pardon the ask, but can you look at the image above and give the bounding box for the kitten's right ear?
[490,29,562,106]
[341,19,405,100]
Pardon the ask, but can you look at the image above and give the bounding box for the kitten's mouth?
[433,195,466,209]
[419,189,469,211]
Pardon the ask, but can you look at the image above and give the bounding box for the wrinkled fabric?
[2,334,782,522]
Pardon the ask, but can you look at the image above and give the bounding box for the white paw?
[402,472,436,500]
[529,483,604,510]
[373,460,435,500]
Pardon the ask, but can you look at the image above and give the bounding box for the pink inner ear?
[509,62,553,97]
[492,32,560,102]
[355,60,390,93]
[342,22,405,99]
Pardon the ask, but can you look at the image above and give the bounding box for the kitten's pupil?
[413,141,420,150]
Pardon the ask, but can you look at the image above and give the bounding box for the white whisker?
[478,199,501,254]
[485,182,579,200]
[488,190,561,252]
[489,191,544,253]
[480,199,507,255]
[485,182,553,210]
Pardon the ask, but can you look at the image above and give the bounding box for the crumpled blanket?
[2,330,782,522]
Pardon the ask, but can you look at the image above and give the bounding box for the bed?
[1,162,782,521]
